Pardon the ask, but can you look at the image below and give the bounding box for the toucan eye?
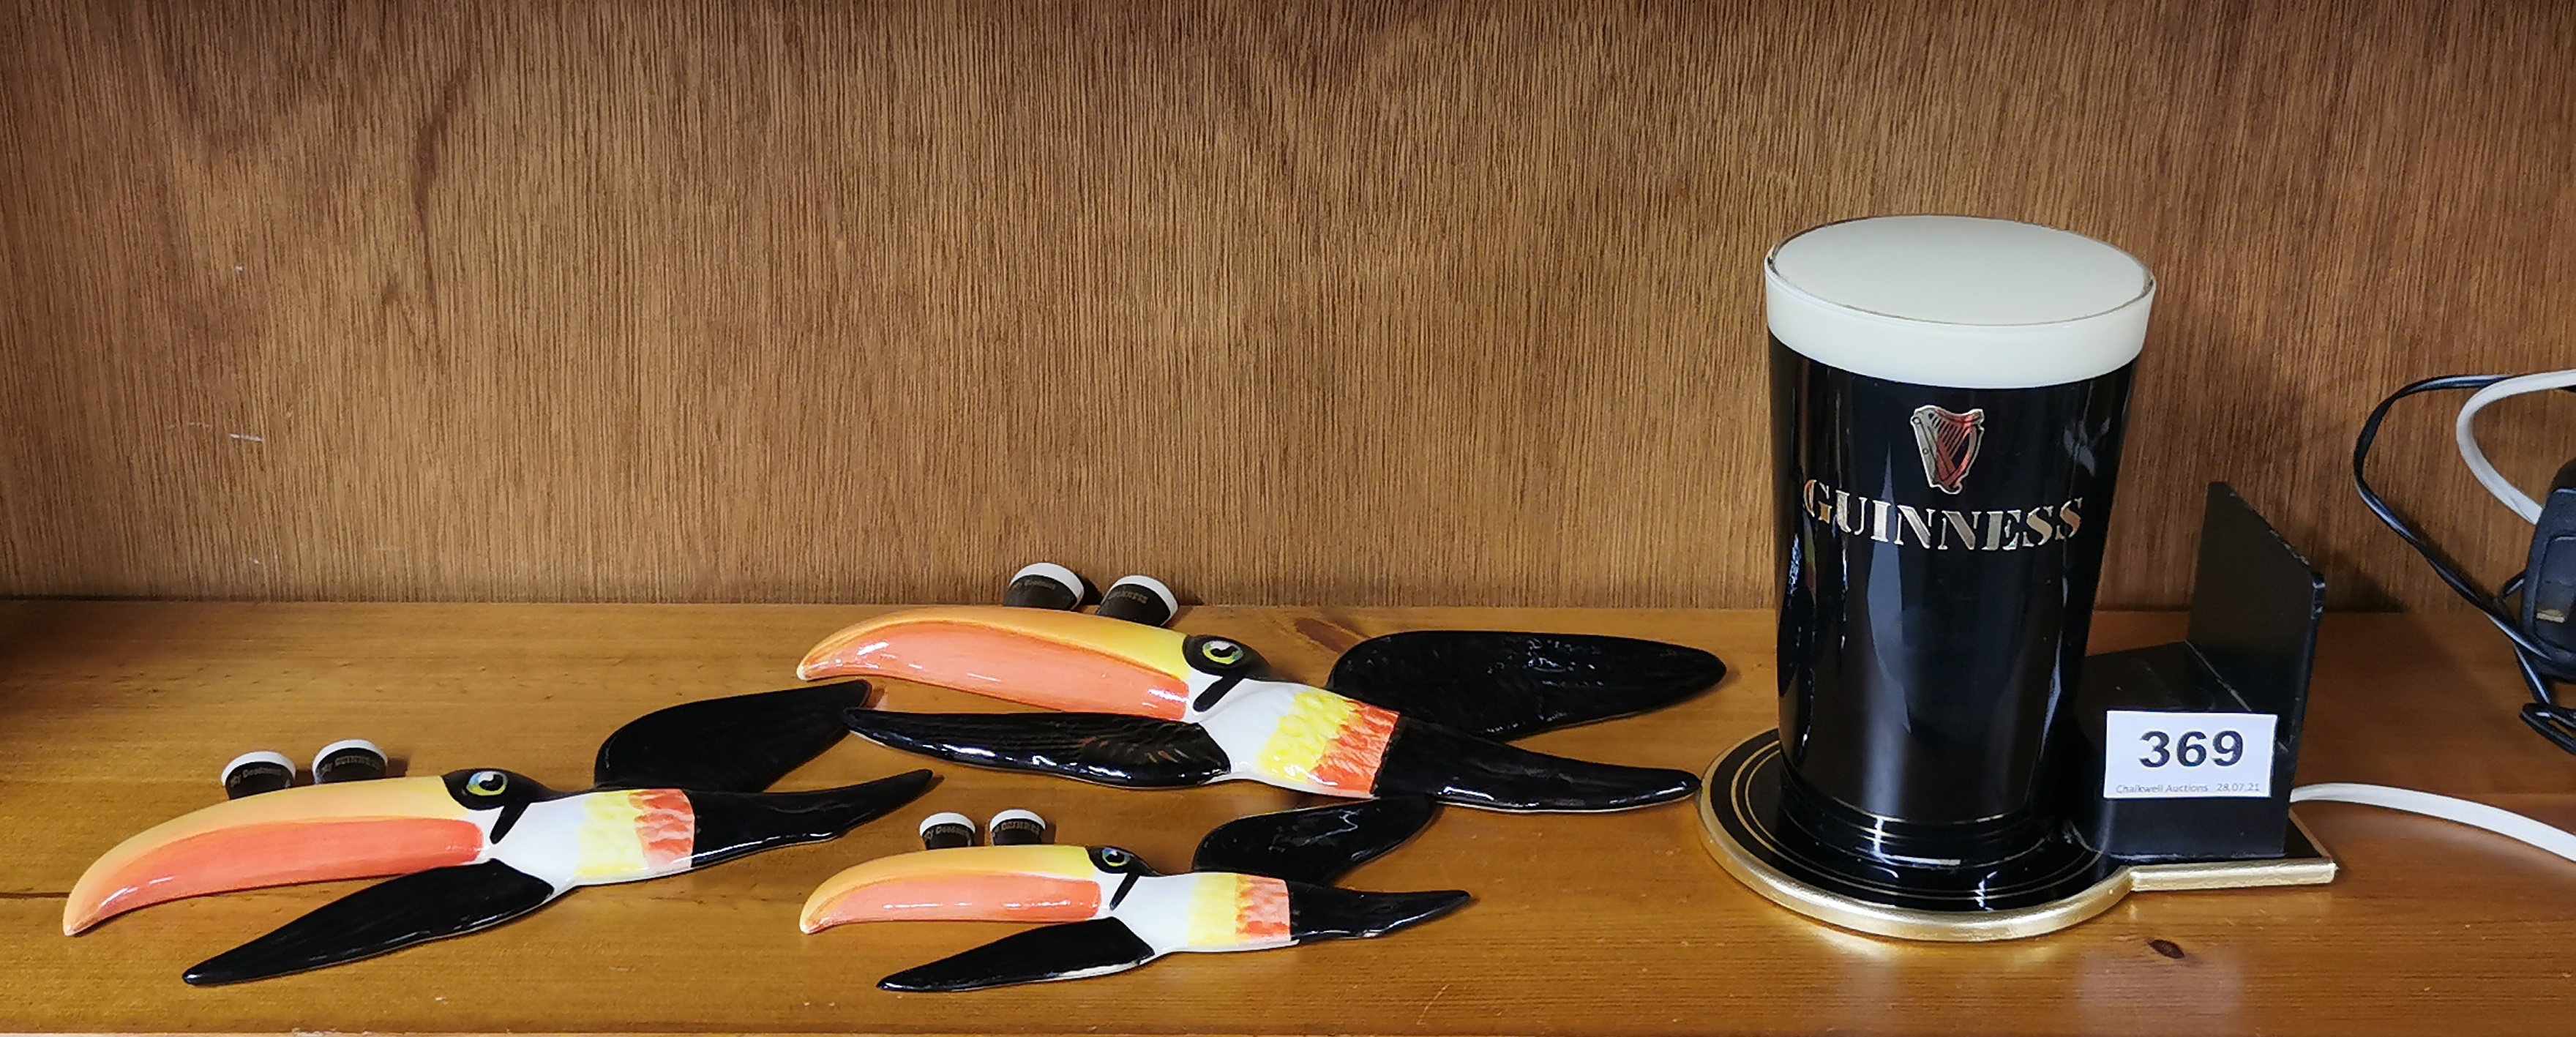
[1088,845,1155,877]
[465,770,509,797]
[1199,640,1245,666]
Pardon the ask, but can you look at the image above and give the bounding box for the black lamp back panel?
[2073,484,2328,861]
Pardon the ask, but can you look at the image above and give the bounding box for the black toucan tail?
[1327,631,1726,741]
[685,769,935,869]
[1285,883,1471,943]
[1370,717,1699,812]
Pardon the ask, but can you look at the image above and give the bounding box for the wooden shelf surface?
[3,603,2574,1036]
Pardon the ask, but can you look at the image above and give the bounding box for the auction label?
[2101,710,2276,799]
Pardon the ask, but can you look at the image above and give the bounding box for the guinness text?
[1802,479,2084,551]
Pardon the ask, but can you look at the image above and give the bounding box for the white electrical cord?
[2310,368,2576,865]
[2455,367,2576,524]
[2292,783,2576,864]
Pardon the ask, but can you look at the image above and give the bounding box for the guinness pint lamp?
[1701,216,2335,940]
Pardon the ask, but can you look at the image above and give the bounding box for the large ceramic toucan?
[65,685,933,985]
[801,796,1466,991]
[798,607,1721,812]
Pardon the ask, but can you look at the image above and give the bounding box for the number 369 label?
[2102,710,2277,799]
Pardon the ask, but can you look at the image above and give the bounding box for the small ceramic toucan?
[65,685,933,985]
[801,796,1466,991]
[798,607,1722,812]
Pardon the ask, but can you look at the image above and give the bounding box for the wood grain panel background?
[0,0,2569,608]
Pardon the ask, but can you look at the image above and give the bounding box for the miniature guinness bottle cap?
[221,751,296,799]
[918,812,979,850]
[310,739,388,784]
[1096,575,1177,627]
[988,809,1049,846]
[1004,563,1087,610]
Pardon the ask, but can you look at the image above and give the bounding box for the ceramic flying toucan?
[801,795,1467,991]
[65,684,933,986]
[797,607,1722,812]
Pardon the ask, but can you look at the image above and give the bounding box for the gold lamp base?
[1696,730,2337,942]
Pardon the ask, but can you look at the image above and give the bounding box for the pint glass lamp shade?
[1767,215,2155,836]
[1741,215,2192,939]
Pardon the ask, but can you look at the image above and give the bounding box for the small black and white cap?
[1095,575,1178,628]
[220,751,297,799]
[918,811,980,850]
[1003,562,1087,611]
[310,739,389,784]
[987,808,1050,846]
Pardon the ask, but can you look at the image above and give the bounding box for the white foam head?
[1765,215,2154,389]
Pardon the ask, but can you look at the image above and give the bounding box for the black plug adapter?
[2523,459,2576,662]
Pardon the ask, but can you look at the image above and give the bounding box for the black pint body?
[1772,341,2133,861]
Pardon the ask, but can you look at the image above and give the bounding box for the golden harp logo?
[1909,405,1985,495]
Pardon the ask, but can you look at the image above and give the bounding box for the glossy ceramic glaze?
[1324,629,1729,741]
[800,606,1197,718]
[68,685,932,986]
[806,607,1718,813]
[802,798,1468,991]
[1774,339,2132,857]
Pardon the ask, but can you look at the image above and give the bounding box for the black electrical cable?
[2351,375,2576,755]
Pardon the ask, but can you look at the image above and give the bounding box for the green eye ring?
[465,771,508,796]
[1101,847,1131,866]
[1200,641,1245,666]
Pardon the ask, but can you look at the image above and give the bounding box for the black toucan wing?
[183,861,560,986]
[686,769,937,869]
[1371,716,1699,812]
[1191,796,1438,886]
[1284,883,1472,942]
[844,710,1230,789]
[878,917,1159,992]
[1326,632,1725,741]
[594,684,872,793]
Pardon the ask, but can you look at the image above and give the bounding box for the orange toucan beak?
[796,606,1197,719]
[799,845,1109,934]
[64,776,486,935]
